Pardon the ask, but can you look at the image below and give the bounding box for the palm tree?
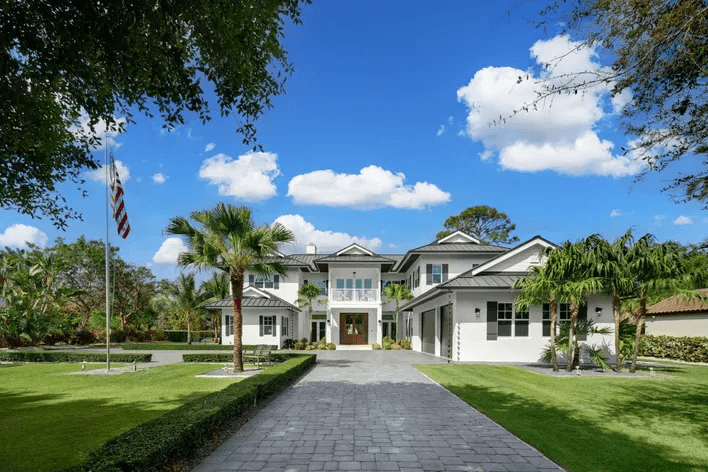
[152,273,209,345]
[381,283,414,341]
[200,272,229,343]
[166,203,294,372]
[296,283,327,342]
[514,262,564,371]
[541,318,611,369]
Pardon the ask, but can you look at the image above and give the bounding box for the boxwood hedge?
[0,351,152,363]
[121,343,268,351]
[164,330,214,343]
[182,352,296,363]
[65,354,315,472]
[640,335,708,363]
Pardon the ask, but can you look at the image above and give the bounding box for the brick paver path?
[193,350,563,472]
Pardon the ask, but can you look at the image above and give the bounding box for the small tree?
[200,272,229,343]
[151,273,209,345]
[381,283,413,341]
[296,283,326,342]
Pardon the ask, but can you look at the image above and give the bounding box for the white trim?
[437,230,480,245]
[471,237,556,276]
[243,285,272,299]
[335,243,374,256]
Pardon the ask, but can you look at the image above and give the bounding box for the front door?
[311,320,326,342]
[340,313,368,344]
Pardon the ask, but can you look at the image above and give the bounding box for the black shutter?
[487,301,498,341]
[249,274,254,285]
[273,316,277,337]
[274,275,279,289]
[442,264,448,282]
[259,315,263,336]
[426,264,432,285]
[304,279,308,285]
[577,303,588,341]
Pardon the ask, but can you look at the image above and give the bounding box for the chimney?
[306,243,317,255]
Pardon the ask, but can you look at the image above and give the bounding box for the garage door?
[421,309,435,354]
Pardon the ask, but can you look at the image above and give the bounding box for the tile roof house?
[645,289,708,337]
[206,231,615,362]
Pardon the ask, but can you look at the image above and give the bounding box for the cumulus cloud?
[70,113,125,151]
[0,224,49,249]
[457,35,643,177]
[610,209,622,217]
[673,215,693,226]
[287,165,451,210]
[274,214,382,253]
[152,172,167,184]
[199,151,279,201]
[204,143,215,152]
[84,159,131,185]
[152,238,188,264]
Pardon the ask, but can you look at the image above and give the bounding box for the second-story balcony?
[330,288,379,303]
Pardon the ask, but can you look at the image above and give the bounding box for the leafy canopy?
[0,0,310,228]
[436,205,519,244]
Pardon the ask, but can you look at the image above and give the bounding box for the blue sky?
[1,0,705,281]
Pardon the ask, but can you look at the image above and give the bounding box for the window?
[249,274,280,289]
[542,303,551,337]
[224,314,233,337]
[259,315,276,337]
[515,309,529,337]
[497,303,513,337]
[559,303,571,322]
[425,264,448,285]
[431,264,442,284]
[382,280,405,290]
[304,279,327,295]
[282,316,288,336]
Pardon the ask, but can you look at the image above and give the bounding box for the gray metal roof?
[411,242,508,253]
[313,254,398,263]
[205,293,300,311]
[440,272,526,289]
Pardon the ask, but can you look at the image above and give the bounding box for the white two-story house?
[207,231,615,363]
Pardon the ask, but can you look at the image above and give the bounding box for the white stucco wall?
[221,308,291,348]
[405,254,491,298]
[645,313,708,337]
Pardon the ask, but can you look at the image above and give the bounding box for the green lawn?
[0,363,242,472]
[417,363,708,472]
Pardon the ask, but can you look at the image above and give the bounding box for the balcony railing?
[330,288,379,303]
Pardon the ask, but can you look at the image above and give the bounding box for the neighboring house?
[206,231,615,361]
[645,289,708,337]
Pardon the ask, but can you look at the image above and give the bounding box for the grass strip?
[0,351,151,363]
[68,354,315,472]
[417,363,708,472]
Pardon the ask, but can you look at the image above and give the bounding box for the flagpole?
[105,144,111,371]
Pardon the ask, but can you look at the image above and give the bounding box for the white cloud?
[673,215,693,226]
[457,35,643,177]
[204,143,215,152]
[287,165,451,210]
[152,173,167,184]
[0,224,49,249]
[69,111,125,151]
[199,151,279,201]
[274,214,382,253]
[610,209,622,217]
[84,159,131,185]
[152,238,188,265]
[436,125,445,137]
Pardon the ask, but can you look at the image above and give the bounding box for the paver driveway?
[193,350,563,472]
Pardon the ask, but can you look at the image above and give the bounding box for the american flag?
[109,150,131,239]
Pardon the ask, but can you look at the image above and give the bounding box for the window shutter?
[487,301,498,341]
[274,275,279,289]
[442,264,448,282]
[304,279,308,285]
[426,264,432,285]
[259,315,263,337]
[273,316,277,337]
[577,303,588,341]
[249,274,254,285]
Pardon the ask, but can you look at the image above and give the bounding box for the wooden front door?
[340,313,368,344]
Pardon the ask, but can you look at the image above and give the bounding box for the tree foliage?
[436,205,519,244]
[534,0,708,203]
[1,0,310,228]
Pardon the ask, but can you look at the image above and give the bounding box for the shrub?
[639,335,708,363]
[382,342,392,350]
[0,351,152,363]
[165,330,213,343]
[372,343,381,350]
[305,345,315,351]
[72,355,315,472]
[282,339,295,350]
[121,343,243,351]
[182,353,298,363]
[391,343,402,350]
[294,342,306,350]
[327,343,336,350]
[397,339,412,350]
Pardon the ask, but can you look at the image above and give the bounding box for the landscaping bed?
[0,351,152,363]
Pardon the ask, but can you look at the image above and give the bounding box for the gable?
[437,231,480,244]
[335,243,374,256]
[242,286,271,299]
[472,236,555,275]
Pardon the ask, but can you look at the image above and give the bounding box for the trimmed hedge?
[640,335,708,363]
[66,354,316,472]
[0,351,152,363]
[165,331,214,343]
[121,343,267,351]
[182,352,297,363]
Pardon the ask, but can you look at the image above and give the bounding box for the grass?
[416,363,708,472]
[0,363,243,472]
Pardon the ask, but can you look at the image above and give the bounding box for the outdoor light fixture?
[595,307,602,317]
[378,319,382,324]
[475,308,481,317]
[327,319,331,325]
